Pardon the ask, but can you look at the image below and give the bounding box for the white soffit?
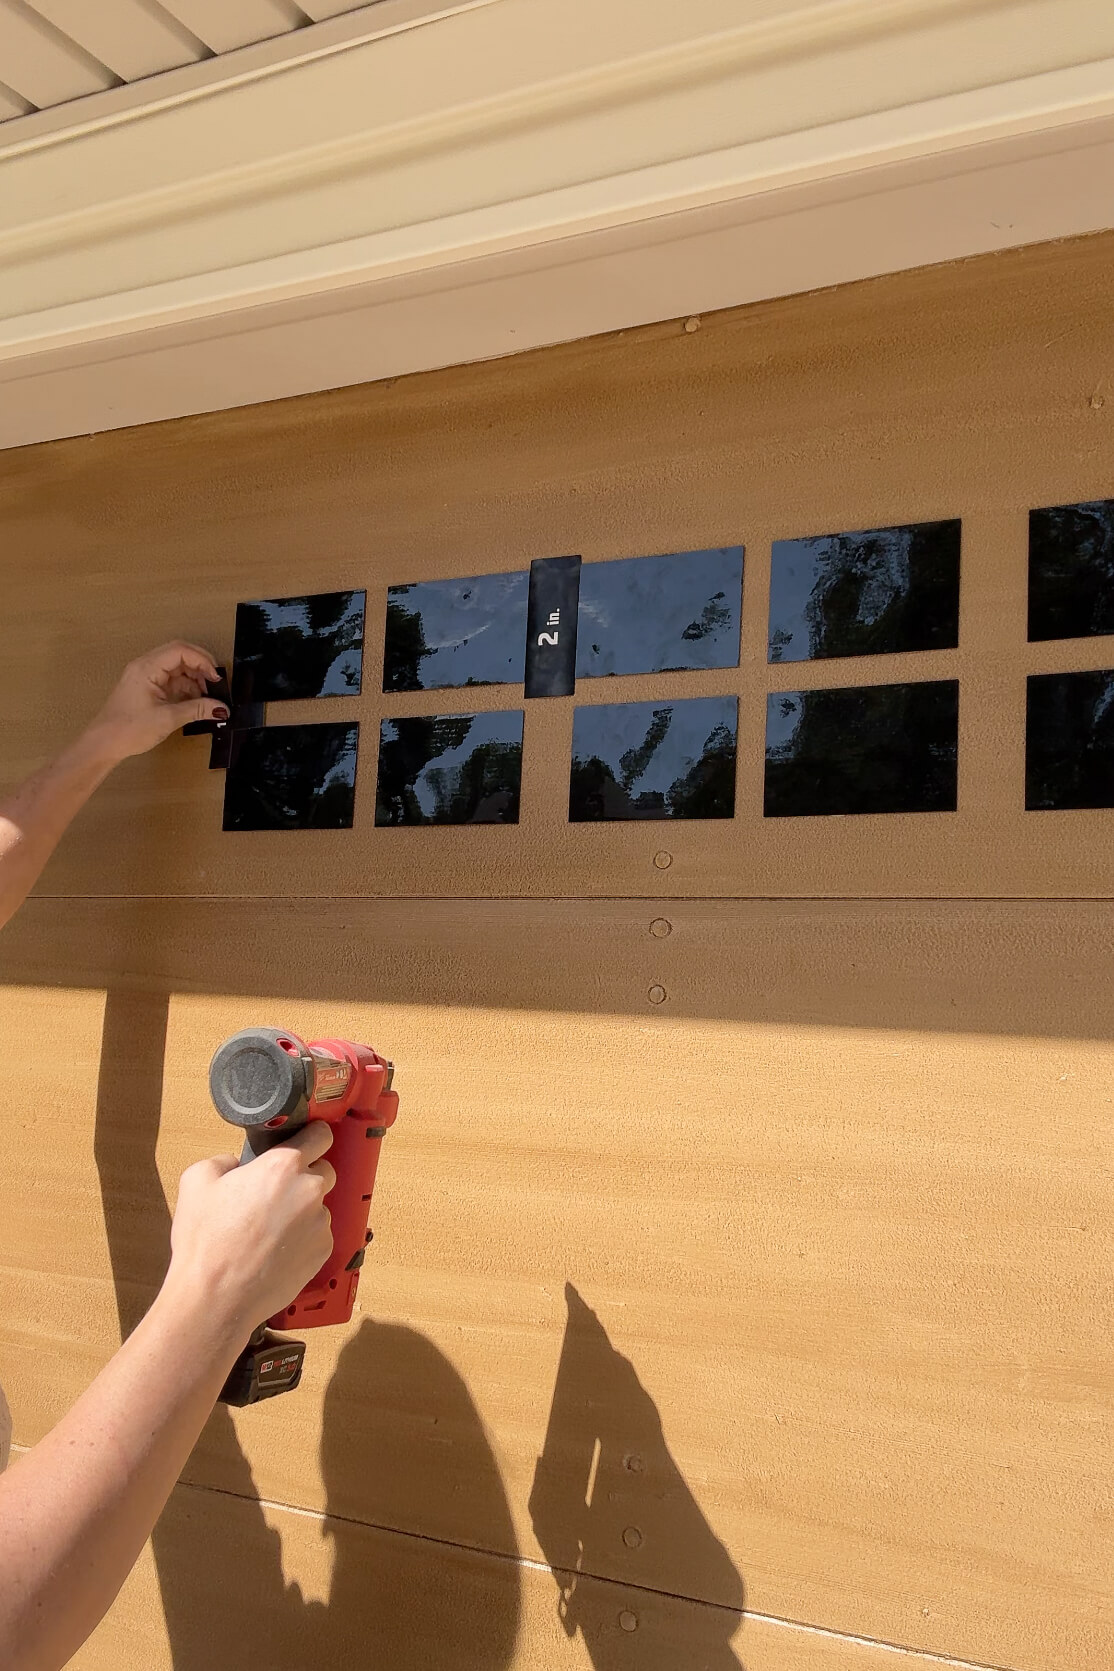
[0,0,1113,448]
[0,0,382,120]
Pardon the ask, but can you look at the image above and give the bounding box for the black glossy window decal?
[375,712,524,826]
[764,680,958,817]
[1028,499,1114,642]
[223,724,359,832]
[576,548,743,679]
[767,520,960,663]
[231,591,365,703]
[1025,669,1114,810]
[383,573,529,692]
[569,696,737,822]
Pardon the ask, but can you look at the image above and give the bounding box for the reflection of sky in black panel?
[375,712,523,825]
[1026,670,1114,809]
[576,548,743,678]
[569,697,737,821]
[764,682,957,816]
[383,573,528,691]
[232,591,365,702]
[768,521,960,662]
[1028,500,1114,642]
[223,724,359,831]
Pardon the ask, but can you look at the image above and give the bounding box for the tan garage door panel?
[3,237,1114,901]
[69,1479,922,1671]
[0,896,1108,1668]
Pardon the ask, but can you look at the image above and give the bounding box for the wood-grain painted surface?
[0,897,1109,1670]
[63,1479,933,1671]
[1,237,1113,898]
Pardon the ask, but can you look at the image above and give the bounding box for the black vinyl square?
[231,591,365,703]
[767,520,960,662]
[764,681,958,816]
[375,712,523,825]
[383,573,529,692]
[1028,499,1114,642]
[222,724,359,832]
[569,696,737,821]
[1025,669,1114,809]
[576,548,743,678]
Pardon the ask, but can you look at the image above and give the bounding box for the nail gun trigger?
[344,1229,375,1272]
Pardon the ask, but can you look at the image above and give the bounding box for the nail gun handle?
[238,1115,309,1162]
[267,1092,397,1332]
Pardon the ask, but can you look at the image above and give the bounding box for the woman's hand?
[164,1123,337,1337]
[86,642,227,763]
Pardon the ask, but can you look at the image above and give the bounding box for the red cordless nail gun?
[207,1027,399,1405]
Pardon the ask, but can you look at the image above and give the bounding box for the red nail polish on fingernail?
[213,706,230,722]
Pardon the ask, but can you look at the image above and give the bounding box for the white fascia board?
[3,55,1113,362]
[3,114,1112,451]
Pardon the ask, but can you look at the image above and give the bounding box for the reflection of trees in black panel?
[232,591,365,702]
[382,575,529,693]
[1028,500,1114,642]
[223,724,359,831]
[667,723,737,817]
[618,708,672,791]
[681,590,733,643]
[382,589,433,693]
[570,756,662,820]
[768,521,960,662]
[1025,670,1114,809]
[569,700,737,821]
[375,714,523,825]
[576,548,743,679]
[764,681,958,816]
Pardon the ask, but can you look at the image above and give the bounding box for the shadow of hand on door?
[153,1319,523,1671]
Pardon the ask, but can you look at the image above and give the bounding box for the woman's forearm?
[0,1124,335,1671]
[0,1272,244,1671]
[0,641,224,932]
[0,726,121,931]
